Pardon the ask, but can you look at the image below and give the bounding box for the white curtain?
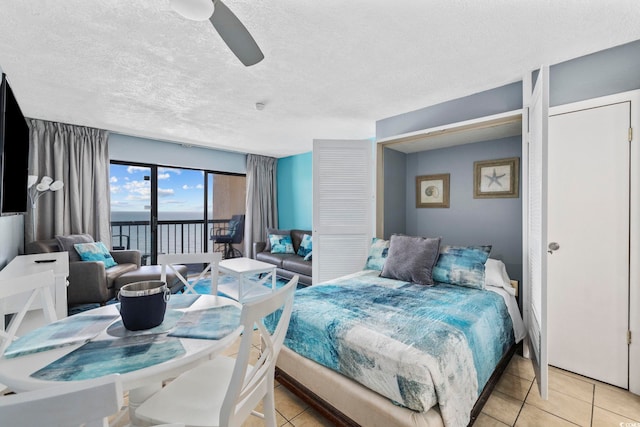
[244,154,278,257]
[26,119,111,245]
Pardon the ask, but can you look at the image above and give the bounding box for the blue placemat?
[31,334,185,381]
[3,314,119,359]
[168,305,241,340]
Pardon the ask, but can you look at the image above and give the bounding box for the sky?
[109,164,208,214]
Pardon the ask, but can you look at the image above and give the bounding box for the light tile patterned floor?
[112,334,640,426]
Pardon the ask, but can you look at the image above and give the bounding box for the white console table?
[0,252,69,334]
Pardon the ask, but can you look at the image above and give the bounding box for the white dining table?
[0,294,242,426]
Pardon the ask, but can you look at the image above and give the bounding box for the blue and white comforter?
[268,270,515,427]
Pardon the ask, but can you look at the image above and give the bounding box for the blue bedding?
[266,270,515,427]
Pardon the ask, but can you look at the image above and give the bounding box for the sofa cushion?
[74,242,118,268]
[265,228,291,252]
[25,239,60,254]
[290,230,311,254]
[297,234,313,257]
[256,251,285,268]
[56,234,94,262]
[282,256,312,277]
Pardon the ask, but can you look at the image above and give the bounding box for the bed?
[268,237,525,427]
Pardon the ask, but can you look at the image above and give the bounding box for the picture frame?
[473,157,520,199]
[416,173,450,208]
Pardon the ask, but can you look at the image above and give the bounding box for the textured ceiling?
[1,1,640,158]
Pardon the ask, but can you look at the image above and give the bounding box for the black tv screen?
[0,73,30,214]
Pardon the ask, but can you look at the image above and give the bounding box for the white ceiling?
[1,1,639,158]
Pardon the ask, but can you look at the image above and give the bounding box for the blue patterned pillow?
[74,241,118,268]
[364,237,390,271]
[303,251,312,261]
[297,234,313,257]
[432,245,492,289]
[268,234,295,254]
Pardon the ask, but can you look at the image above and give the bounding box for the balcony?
[111,218,235,265]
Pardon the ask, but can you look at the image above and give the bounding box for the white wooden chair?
[0,270,57,356]
[0,374,123,427]
[158,252,222,295]
[135,275,299,427]
[0,373,185,427]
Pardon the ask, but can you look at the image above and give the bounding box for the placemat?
[3,314,118,359]
[168,305,241,340]
[31,334,185,381]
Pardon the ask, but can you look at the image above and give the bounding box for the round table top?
[0,294,242,393]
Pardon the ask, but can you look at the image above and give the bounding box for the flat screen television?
[0,73,30,214]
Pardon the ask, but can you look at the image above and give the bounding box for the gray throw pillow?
[55,234,95,262]
[380,234,441,286]
[265,228,291,252]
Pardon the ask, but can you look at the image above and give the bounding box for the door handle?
[548,242,560,254]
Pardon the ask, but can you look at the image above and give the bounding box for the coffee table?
[218,257,277,302]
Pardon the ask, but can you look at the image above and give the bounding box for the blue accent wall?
[277,152,312,230]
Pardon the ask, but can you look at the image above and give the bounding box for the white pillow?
[485,258,515,296]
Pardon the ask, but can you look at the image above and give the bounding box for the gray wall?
[406,136,522,281]
[550,39,640,107]
[383,147,407,239]
[0,215,24,269]
[109,133,246,174]
[376,82,522,140]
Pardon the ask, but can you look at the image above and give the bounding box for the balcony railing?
[111,218,231,265]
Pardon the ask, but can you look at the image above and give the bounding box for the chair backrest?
[158,252,222,295]
[0,270,57,355]
[0,374,123,427]
[229,214,245,244]
[221,275,298,426]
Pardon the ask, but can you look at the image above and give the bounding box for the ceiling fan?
[170,0,264,66]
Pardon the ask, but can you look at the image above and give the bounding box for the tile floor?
[113,333,640,426]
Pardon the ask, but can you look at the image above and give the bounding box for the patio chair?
[211,214,245,259]
[158,252,222,295]
[135,275,299,427]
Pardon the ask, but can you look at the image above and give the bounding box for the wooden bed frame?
[275,343,518,427]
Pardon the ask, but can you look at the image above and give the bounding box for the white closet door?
[526,66,549,399]
[312,139,373,284]
[548,101,630,388]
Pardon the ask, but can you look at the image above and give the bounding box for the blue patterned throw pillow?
[74,241,118,268]
[268,234,295,254]
[432,245,492,289]
[364,237,390,271]
[303,251,312,261]
[297,234,313,257]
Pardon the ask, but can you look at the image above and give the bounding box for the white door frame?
[549,89,640,394]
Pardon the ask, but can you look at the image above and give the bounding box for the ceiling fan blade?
[210,0,264,66]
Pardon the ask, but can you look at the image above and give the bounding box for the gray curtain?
[244,154,278,257]
[26,119,111,245]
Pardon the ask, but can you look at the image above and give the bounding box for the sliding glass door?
[109,161,246,264]
[109,163,153,264]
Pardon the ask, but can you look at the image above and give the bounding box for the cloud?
[110,176,118,183]
[158,167,181,175]
[158,173,170,180]
[127,166,148,174]
[110,185,120,194]
[158,188,175,197]
[182,184,204,190]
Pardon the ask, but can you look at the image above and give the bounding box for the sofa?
[26,234,187,306]
[253,229,312,286]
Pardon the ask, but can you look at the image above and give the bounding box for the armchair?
[25,234,141,306]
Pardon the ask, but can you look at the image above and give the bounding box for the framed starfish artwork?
[416,173,450,208]
[474,157,520,199]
